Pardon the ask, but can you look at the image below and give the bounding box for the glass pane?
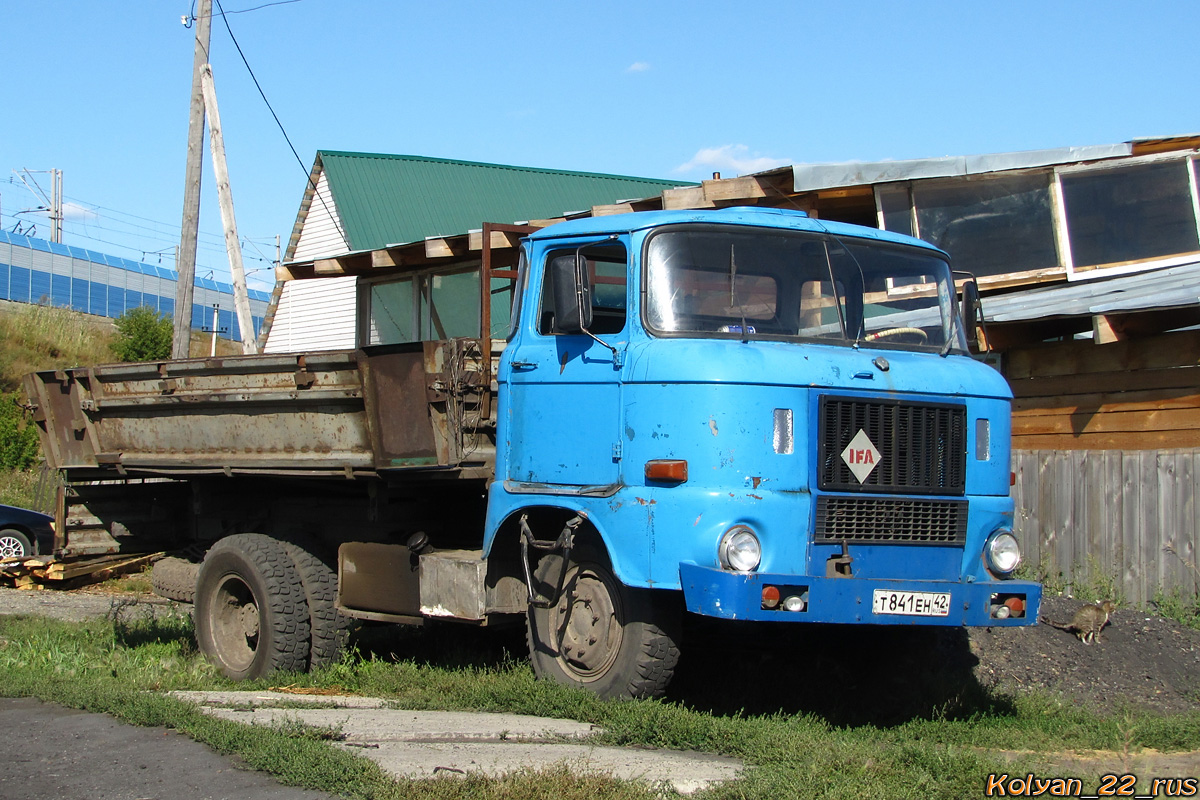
[877,185,913,237]
[368,278,414,344]
[1062,160,1200,267]
[422,269,480,339]
[490,278,515,338]
[539,244,627,336]
[645,228,962,353]
[913,173,1058,277]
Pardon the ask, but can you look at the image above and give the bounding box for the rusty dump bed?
[24,338,498,481]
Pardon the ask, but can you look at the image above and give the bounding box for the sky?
[2,0,1198,292]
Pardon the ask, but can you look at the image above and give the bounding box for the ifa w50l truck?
[26,207,1041,699]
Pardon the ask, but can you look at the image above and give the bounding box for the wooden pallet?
[0,552,164,588]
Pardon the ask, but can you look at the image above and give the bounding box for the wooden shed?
[277,136,1200,604]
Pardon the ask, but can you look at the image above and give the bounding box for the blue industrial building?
[0,230,270,341]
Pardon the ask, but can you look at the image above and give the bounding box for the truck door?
[505,240,628,488]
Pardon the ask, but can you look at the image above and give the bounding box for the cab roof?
[527,207,944,254]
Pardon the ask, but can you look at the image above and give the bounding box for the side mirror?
[550,252,593,334]
[961,280,982,350]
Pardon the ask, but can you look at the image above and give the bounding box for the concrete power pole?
[173,0,212,359]
[200,64,258,354]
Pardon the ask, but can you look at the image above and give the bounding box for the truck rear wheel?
[195,534,311,680]
[285,540,352,670]
[526,545,680,700]
[151,556,199,603]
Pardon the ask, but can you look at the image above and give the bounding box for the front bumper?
[680,563,1041,626]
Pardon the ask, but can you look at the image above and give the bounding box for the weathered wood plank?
[1012,388,1200,416]
[1013,448,1200,606]
[1013,429,1200,450]
[1009,366,1200,399]
[1005,329,1200,380]
[1013,407,1200,437]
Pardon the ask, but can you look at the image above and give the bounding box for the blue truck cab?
[484,206,1039,699]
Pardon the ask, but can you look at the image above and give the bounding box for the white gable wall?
[293,170,350,262]
[263,276,357,353]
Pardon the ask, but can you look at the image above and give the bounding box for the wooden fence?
[1012,449,1200,605]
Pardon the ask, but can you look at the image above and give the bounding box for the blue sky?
[2,0,1197,291]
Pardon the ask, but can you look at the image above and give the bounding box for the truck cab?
[487,207,1039,696]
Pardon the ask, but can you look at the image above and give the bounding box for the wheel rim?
[0,535,26,559]
[548,564,624,681]
[208,573,261,672]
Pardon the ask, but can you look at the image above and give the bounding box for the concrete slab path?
[173,690,742,794]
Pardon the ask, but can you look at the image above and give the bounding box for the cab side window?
[537,243,628,336]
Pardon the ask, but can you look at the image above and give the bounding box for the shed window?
[1061,160,1200,268]
[365,268,481,345]
[912,173,1058,278]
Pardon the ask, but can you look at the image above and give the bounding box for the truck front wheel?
[526,546,680,700]
[195,534,311,680]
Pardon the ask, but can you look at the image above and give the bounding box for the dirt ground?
[970,594,1200,716]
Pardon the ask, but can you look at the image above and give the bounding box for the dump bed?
[24,338,498,482]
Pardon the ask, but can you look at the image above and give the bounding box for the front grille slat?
[815,496,968,545]
[819,397,966,495]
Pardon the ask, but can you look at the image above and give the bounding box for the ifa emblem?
[841,429,881,483]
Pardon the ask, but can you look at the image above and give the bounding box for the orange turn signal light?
[645,459,688,483]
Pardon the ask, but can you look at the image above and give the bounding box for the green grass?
[0,302,116,392]
[3,608,1200,799]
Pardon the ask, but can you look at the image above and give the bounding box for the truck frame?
[26,207,1041,698]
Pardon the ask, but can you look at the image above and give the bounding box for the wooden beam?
[371,249,403,269]
[424,237,467,259]
[662,185,713,210]
[313,258,346,276]
[702,176,768,203]
[468,229,518,251]
[275,265,296,281]
[592,202,634,216]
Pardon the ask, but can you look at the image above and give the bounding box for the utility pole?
[173,0,212,359]
[50,169,62,243]
[200,64,258,354]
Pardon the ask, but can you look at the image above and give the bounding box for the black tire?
[284,540,352,670]
[0,528,32,560]
[526,545,680,700]
[151,556,199,603]
[195,533,311,680]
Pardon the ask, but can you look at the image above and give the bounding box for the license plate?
[872,589,951,617]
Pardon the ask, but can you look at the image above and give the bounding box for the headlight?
[719,526,761,572]
[984,530,1021,576]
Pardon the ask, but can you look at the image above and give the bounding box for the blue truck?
[26,206,1040,699]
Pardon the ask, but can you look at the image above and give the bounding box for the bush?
[112,306,172,362]
[0,392,41,471]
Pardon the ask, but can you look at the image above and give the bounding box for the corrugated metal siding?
[0,230,268,339]
[293,171,349,262]
[317,151,693,252]
[263,275,357,353]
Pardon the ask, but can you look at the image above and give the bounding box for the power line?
[211,0,349,252]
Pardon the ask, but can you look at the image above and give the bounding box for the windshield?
[645,227,966,353]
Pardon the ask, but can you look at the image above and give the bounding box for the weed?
[1151,587,1200,631]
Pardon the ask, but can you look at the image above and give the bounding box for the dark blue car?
[0,504,55,559]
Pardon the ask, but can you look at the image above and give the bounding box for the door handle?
[510,361,538,370]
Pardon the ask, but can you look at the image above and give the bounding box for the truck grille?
[815,496,968,545]
[819,397,966,495]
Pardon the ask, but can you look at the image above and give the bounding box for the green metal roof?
[317,151,695,250]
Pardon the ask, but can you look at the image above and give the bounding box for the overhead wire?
[209,0,350,252]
